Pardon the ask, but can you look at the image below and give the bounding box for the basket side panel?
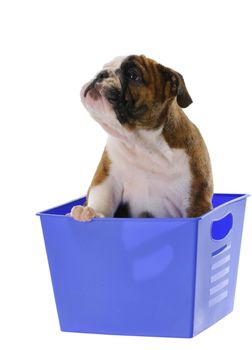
[193,198,247,335]
[39,216,198,338]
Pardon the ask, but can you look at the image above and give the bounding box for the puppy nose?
[96,70,109,82]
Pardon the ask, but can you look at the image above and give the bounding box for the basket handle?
[198,201,242,254]
[211,213,233,240]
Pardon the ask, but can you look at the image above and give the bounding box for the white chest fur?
[106,130,192,218]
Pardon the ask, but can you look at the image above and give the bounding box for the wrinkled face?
[81,55,192,138]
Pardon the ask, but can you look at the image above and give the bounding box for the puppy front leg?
[70,178,121,221]
[69,149,122,221]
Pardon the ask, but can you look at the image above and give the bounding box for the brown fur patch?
[162,102,213,217]
[90,148,111,187]
[120,55,167,130]
[85,148,111,205]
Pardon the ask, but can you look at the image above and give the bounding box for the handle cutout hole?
[211,213,233,240]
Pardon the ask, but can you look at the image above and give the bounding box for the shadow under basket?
[37,193,248,338]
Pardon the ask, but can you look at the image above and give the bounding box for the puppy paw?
[69,205,104,221]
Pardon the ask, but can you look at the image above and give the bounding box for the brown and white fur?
[70,55,213,221]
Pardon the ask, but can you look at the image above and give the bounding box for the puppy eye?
[126,68,141,82]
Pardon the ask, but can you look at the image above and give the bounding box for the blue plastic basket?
[37,193,248,338]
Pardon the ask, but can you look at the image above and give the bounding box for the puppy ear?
[158,64,193,108]
[175,72,193,108]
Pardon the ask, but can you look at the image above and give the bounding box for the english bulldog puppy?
[70,55,213,220]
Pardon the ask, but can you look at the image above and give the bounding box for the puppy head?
[81,55,192,136]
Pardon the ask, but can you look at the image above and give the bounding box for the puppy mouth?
[84,83,101,100]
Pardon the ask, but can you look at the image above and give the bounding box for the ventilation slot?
[209,244,231,308]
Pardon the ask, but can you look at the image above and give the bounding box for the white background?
[0,0,251,349]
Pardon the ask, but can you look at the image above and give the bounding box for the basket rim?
[36,193,249,222]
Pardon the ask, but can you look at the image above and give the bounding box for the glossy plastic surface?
[37,193,248,338]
